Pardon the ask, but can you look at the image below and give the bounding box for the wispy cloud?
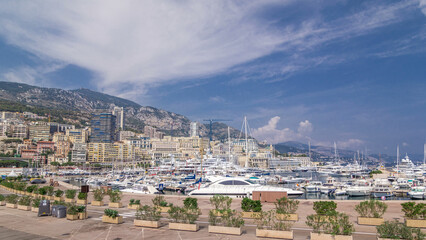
[0,0,421,95]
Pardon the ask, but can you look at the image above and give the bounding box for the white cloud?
[251,116,312,144]
[420,0,426,15]
[402,142,409,147]
[0,0,419,96]
[298,120,313,135]
[0,0,293,95]
[209,96,225,103]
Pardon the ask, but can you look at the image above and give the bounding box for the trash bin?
[38,200,51,217]
[51,205,58,217]
[57,206,67,218]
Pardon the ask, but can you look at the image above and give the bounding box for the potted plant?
[65,189,77,203]
[102,208,123,224]
[26,185,37,196]
[168,197,200,232]
[77,192,88,205]
[377,220,425,240]
[37,187,48,197]
[134,205,161,228]
[208,195,243,235]
[32,198,41,213]
[15,182,27,195]
[0,194,5,206]
[92,188,105,206]
[77,205,87,219]
[30,186,39,197]
[275,197,299,221]
[401,202,426,228]
[54,189,64,201]
[5,194,19,208]
[45,186,55,200]
[66,205,79,220]
[355,200,387,226]
[307,201,354,240]
[255,210,293,239]
[107,190,122,208]
[241,197,262,218]
[17,195,32,211]
[128,199,141,210]
[153,195,173,213]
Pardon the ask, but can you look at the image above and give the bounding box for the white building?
[190,122,198,137]
[112,107,125,130]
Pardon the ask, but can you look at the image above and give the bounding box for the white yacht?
[408,186,425,200]
[305,181,322,193]
[346,180,372,197]
[188,178,303,198]
[371,179,394,198]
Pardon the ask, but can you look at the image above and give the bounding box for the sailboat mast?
[228,126,231,163]
[244,116,249,168]
[397,145,399,178]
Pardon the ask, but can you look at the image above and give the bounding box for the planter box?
[134,219,160,228]
[334,236,353,240]
[54,197,63,201]
[0,201,5,206]
[48,196,55,200]
[310,233,352,240]
[109,202,123,208]
[102,215,123,224]
[169,223,199,232]
[92,201,104,206]
[6,203,17,209]
[67,214,79,221]
[208,225,242,235]
[31,207,39,213]
[256,229,293,239]
[17,205,31,211]
[242,211,261,219]
[78,212,87,219]
[77,199,87,205]
[276,213,298,221]
[406,219,426,228]
[160,206,170,213]
[65,198,75,203]
[357,217,384,226]
[128,204,140,210]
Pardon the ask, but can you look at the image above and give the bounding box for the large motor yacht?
[188,177,303,198]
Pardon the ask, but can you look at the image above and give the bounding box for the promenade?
[0,186,421,240]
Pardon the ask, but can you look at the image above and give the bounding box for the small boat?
[408,186,425,200]
[305,181,322,193]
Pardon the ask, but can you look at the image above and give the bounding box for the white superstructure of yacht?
[188,177,303,198]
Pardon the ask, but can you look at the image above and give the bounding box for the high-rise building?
[29,123,50,141]
[190,122,198,137]
[112,107,125,131]
[90,113,116,143]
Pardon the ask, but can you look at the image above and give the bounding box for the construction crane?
[203,119,232,141]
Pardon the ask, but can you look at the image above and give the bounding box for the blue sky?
[0,0,425,155]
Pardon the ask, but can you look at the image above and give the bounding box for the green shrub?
[38,187,47,195]
[401,202,426,220]
[275,197,299,214]
[129,199,140,205]
[107,190,122,203]
[32,198,41,208]
[377,220,426,240]
[313,201,337,216]
[104,208,119,218]
[18,196,32,206]
[210,195,232,210]
[5,194,19,204]
[76,205,85,213]
[53,200,66,205]
[136,205,161,221]
[0,194,4,201]
[241,197,262,212]
[355,200,387,218]
[54,189,64,197]
[183,197,198,209]
[255,210,292,231]
[15,182,27,191]
[77,192,87,200]
[93,188,104,201]
[26,185,37,193]
[45,186,54,196]
[220,209,245,228]
[65,190,77,199]
[327,213,354,236]
[67,205,78,215]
